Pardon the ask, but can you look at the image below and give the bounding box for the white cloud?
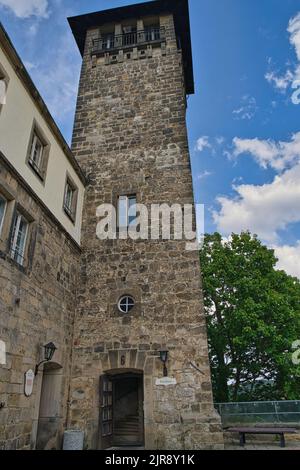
[232,131,300,171]
[213,162,300,243]
[288,13,300,62]
[265,70,293,91]
[28,33,80,125]
[27,22,39,36]
[196,136,211,152]
[23,61,36,71]
[216,136,225,145]
[265,12,300,104]
[0,0,49,18]
[274,242,300,278]
[232,95,258,120]
[197,170,213,180]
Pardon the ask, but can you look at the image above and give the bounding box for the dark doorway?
[100,371,144,449]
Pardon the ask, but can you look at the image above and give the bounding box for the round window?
[118,296,135,314]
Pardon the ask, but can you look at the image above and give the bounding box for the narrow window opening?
[118,195,137,229]
[0,63,9,113]
[102,33,115,50]
[118,296,135,314]
[63,176,78,222]
[27,125,50,182]
[29,133,44,175]
[0,195,7,236]
[145,25,160,42]
[10,212,28,266]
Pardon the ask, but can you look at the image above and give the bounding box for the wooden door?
[99,375,113,449]
[137,376,144,444]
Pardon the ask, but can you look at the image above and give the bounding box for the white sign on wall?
[155,377,177,386]
[24,369,35,397]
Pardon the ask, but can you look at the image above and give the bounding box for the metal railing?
[215,401,300,427]
[92,27,166,54]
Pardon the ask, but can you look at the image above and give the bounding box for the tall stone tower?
[68,0,223,450]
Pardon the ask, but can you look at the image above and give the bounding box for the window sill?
[0,249,27,274]
[28,160,45,183]
[9,257,27,273]
[63,206,76,224]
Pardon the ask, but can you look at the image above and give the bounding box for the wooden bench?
[226,427,297,448]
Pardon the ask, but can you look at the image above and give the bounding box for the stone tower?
[68,0,223,450]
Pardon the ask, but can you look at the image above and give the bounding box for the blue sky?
[1,0,300,277]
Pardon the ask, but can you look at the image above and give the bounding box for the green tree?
[200,231,300,402]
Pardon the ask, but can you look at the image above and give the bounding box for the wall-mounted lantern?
[159,350,169,377]
[35,342,57,375]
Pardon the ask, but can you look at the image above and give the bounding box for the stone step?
[114,426,140,433]
[114,424,139,431]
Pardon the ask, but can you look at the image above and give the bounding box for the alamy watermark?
[292,340,300,365]
[292,80,300,105]
[96,203,204,251]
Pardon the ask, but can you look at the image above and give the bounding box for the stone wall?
[70,12,223,450]
[0,155,80,450]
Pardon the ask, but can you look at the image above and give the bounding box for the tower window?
[145,25,160,42]
[122,25,137,46]
[118,195,137,228]
[118,296,135,314]
[102,33,115,50]
[10,211,29,266]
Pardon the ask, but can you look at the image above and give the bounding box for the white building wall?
[0,46,84,244]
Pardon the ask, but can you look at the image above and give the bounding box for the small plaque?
[24,369,35,397]
[155,377,177,386]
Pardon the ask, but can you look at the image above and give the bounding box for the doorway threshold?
[107,446,145,450]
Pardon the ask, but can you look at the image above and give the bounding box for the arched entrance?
[36,362,63,450]
[100,369,144,448]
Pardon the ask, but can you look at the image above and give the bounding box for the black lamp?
[35,342,57,375]
[159,350,169,377]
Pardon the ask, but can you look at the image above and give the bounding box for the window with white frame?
[63,176,78,222]
[0,195,7,236]
[30,133,43,168]
[102,32,115,49]
[118,195,137,228]
[0,77,7,107]
[145,25,160,42]
[10,212,29,266]
[28,130,47,180]
[118,295,135,314]
[0,63,9,113]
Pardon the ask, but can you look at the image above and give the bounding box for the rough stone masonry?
[68,0,224,450]
[0,155,80,450]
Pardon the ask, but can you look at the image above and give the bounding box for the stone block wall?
[70,12,223,450]
[0,155,80,449]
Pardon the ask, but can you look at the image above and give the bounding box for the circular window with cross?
[118,295,135,314]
